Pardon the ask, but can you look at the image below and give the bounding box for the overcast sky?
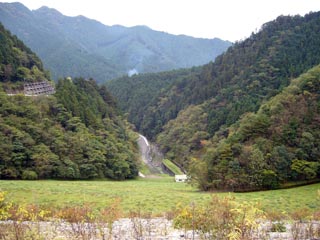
[2,0,320,41]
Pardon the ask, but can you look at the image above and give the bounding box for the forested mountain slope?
[0,23,139,180]
[0,2,231,83]
[106,67,202,126]
[115,12,320,141]
[109,12,320,139]
[108,12,320,190]
[156,12,320,190]
[0,22,50,88]
[189,65,320,191]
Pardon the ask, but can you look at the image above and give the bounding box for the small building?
[175,174,188,182]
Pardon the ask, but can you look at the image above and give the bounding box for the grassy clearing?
[228,183,320,214]
[0,178,319,216]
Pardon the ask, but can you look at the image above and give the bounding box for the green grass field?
[0,177,319,216]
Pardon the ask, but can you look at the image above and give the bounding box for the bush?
[270,222,287,232]
[174,195,266,239]
[21,170,38,180]
[261,170,280,189]
[0,168,18,179]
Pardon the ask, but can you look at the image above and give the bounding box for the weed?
[270,222,286,232]
[174,195,266,240]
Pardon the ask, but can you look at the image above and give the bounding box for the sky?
[2,0,320,42]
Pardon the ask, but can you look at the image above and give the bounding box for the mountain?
[189,65,320,191]
[107,12,320,190]
[0,21,50,86]
[0,2,232,83]
[109,12,320,140]
[105,67,202,131]
[0,22,139,180]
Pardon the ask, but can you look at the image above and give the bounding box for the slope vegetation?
[110,12,320,142]
[108,12,320,190]
[0,23,50,89]
[0,23,139,180]
[106,67,202,134]
[189,65,320,191]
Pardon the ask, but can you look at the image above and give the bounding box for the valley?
[1,2,320,239]
[107,11,320,193]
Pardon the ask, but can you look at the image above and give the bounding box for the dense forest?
[110,12,320,140]
[0,23,139,180]
[106,67,201,134]
[0,23,50,90]
[189,65,320,191]
[108,12,320,190]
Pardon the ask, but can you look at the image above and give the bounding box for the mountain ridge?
[0,2,232,82]
[107,11,320,190]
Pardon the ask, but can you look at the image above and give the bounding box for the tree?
[31,144,59,178]
[291,159,320,180]
[261,170,279,189]
[188,158,210,191]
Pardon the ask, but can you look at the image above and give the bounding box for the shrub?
[270,222,287,232]
[21,170,38,180]
[174,195,266,239]
[261,169,280,189]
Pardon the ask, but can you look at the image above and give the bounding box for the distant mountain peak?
[0,2,232,83]
[0,1,27,9]
[36,6,51,11]
[133,25,151,30]
[34,6,64,17]
[0,2,30,15]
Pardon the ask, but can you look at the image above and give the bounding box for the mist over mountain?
[0,2,231,82]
